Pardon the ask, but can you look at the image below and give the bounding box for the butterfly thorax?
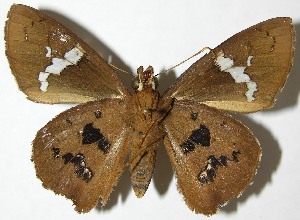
[129,66,164,197]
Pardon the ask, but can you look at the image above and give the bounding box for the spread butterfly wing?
[162,17,295,113]
[32,99,130,212]
[5,4,129,103]
[163,100,261,215]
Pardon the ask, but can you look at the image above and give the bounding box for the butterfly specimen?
[5,4,295,216]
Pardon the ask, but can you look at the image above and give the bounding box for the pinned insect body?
[5,4,295,215]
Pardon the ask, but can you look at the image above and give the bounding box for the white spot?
[59,33,70,42]
[24,32,28,41]
[215,54,234,71]
[40,81,49,92]
[41,132,51,138]
[207,163,213,169]
[38,44,85,91]
[137,82,143,91]
[199,171,207,179]
[52,29,71,42]
[84,169,92,179]
[247,55,253,66]
[246,82,257,102]
[225,67,248,83]
[84,168,89,173]
[151,79,156,90]
[45,46,52,57]
[45,58,71,75]
[64,47,85,64]
[215,52,257,102]
[38,72,50,81]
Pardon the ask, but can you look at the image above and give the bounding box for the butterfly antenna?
[156,47,213,76]
[108,62,134,76]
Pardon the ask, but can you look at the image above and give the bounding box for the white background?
[1,0,300,219]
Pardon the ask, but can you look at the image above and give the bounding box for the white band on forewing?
[38,44,84,92]
[215,52,257,102]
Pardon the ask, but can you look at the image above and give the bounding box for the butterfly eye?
[152,76,159,89]
[132,76,140,90]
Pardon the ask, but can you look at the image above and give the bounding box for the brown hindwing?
[163,100,261,215]
[32,98,130,212]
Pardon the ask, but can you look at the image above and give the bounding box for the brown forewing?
[162,17,295,113]
[32,98,131,212]
[5,4,129,103]
[163,100,261,215]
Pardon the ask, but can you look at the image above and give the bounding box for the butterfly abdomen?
[129,67,164,197]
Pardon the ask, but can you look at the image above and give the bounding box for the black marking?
[70,153,85,166]
[197,151,241,186]
[189,125,210,146]
[205,167,216,181]
[98,137,111,154]
[82,123,103,144]
[52,147,60,159]
[270,36,276,52]
[82,123,111,153]
[62,153,73,164]
[180,124,211,154]
[208,155,223,167]
[94,110,102,119]
[219,155,228,166]
[66,118,72,125]
[62,153,94,182]
[180,140,195,154]
[232,150,241,162]
[191,112,198,121]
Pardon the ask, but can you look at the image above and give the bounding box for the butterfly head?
[132,66,158,91]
